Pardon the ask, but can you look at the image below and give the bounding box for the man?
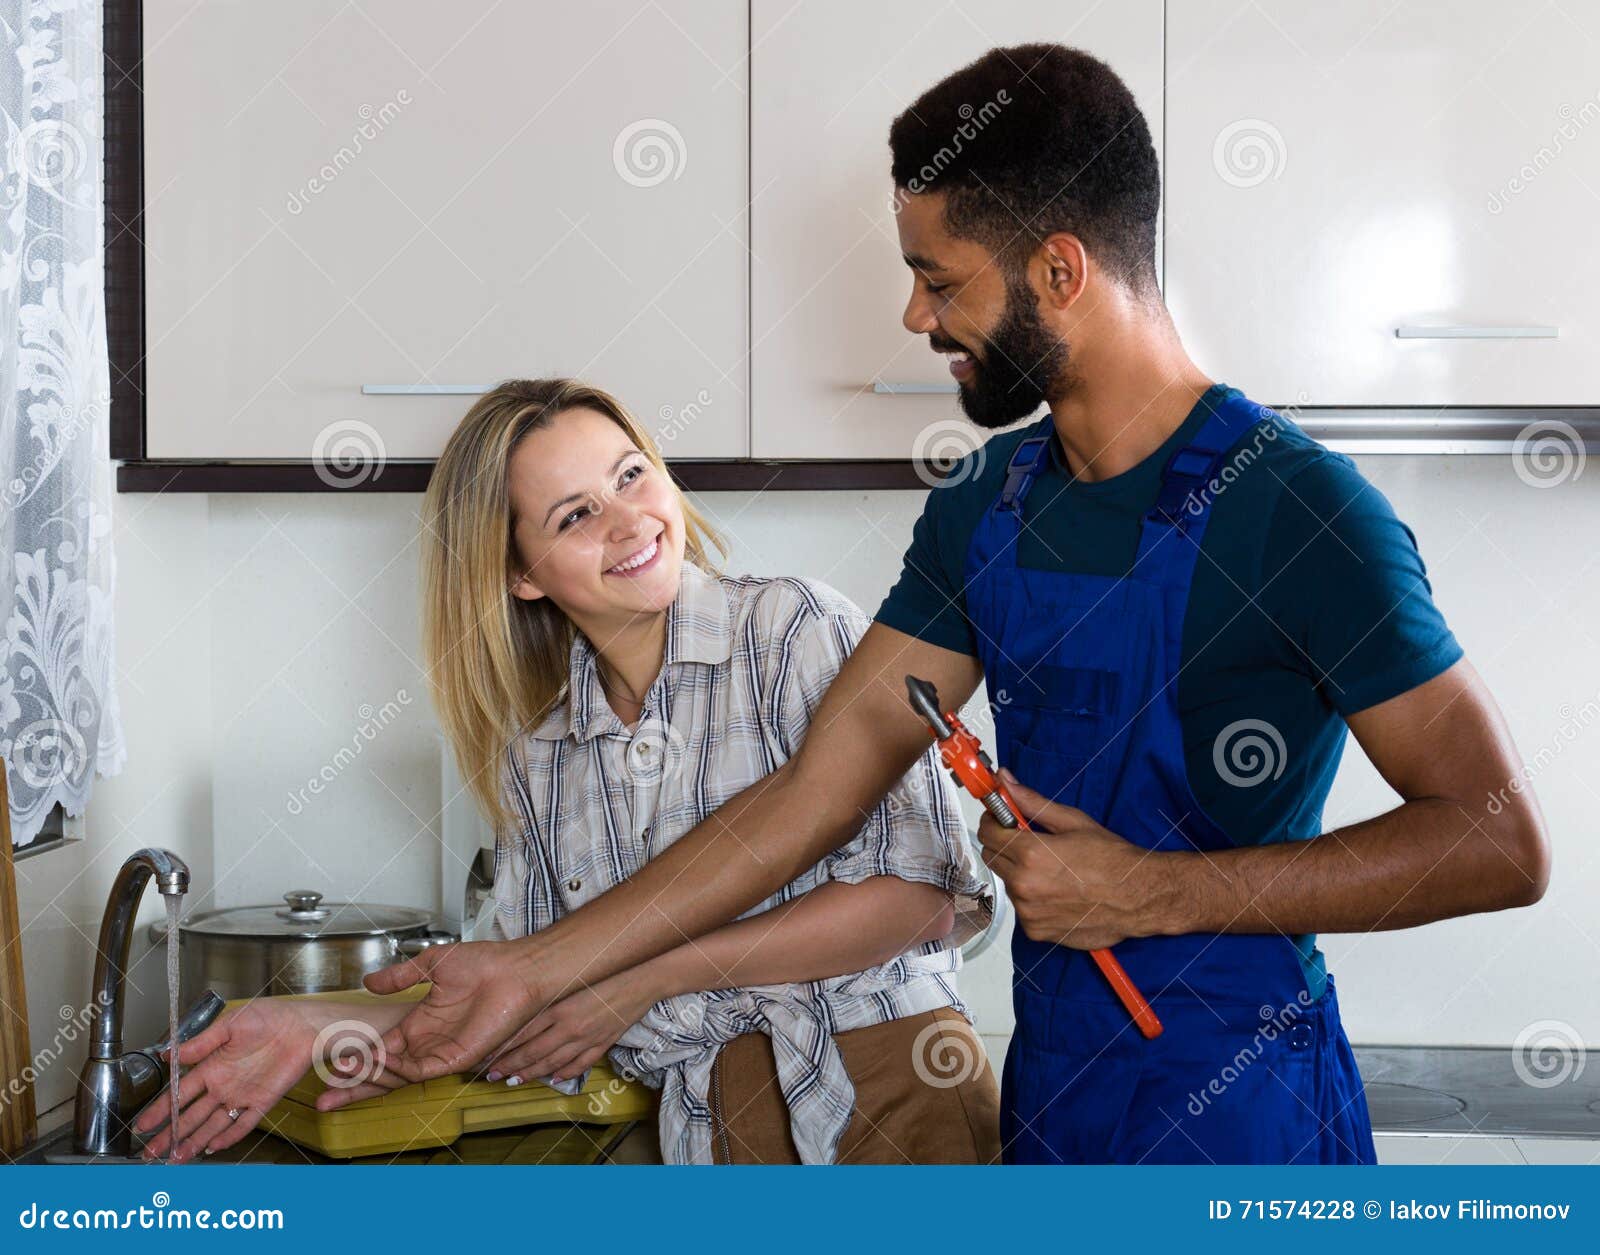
[351,45,1548,1164]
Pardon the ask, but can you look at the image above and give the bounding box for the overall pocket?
[1006,986,1144,1164]
[994,662,1120,817]
[1009,743,1097,813]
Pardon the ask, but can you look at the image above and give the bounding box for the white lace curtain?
[1,0,124,847]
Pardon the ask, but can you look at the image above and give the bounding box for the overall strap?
[968,418,1056,571]
[998,429,1053,514]
[1134,391,1271,581]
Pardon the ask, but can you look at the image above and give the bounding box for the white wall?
[17,453,1599,1120]
[1320,455,1600,1048]
[13,493,213,1117]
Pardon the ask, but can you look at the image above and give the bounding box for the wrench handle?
[1002,789,1164,1041]
[1087,947,1164,1039]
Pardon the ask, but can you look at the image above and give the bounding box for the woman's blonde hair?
[420,378,726,834]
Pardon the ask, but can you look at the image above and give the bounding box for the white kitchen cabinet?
[750,1,1164,459]
[143,1,748,460]
[1165,1,1600,407]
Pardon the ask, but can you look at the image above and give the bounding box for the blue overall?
[965,392,1378,1165]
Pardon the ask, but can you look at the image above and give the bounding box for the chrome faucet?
[72,847,226,1158]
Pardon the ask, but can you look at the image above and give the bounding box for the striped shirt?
[489,562,991,1163]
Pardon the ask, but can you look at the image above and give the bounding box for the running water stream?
[165,894,182,1161]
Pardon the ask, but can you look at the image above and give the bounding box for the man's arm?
[362,625,984,1081]
[1166,657,1549,933]
[981,659,1549,949]
[321,876,954,1103]
[527,623,983,984]
[478,876,954,1086]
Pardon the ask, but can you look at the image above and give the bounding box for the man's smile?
[931,338,977,382]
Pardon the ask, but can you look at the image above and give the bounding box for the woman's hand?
[311,1064,408,1111]
[134,1000,321,1162]
[485,968,657,1085]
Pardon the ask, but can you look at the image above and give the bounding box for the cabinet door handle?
[1393,325,1558,339]
[872,380,960,394]
[361,384,492,395]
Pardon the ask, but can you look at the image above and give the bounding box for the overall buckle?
[1149,446,1218,531]
[999,436,1052,514]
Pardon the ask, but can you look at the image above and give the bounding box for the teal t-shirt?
[874,384,1463,998]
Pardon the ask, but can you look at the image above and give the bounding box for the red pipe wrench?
[906,674,1163,1040]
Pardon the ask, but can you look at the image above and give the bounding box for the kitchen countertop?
[23,1044,1593,1162]
[1356,1045,1599,1139]
[16,1116,642,1166]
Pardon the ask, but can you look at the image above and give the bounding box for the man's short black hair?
[889,43,1160,296]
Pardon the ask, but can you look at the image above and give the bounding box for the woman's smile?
[606,534,662,578]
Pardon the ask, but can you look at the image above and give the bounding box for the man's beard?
[951,276,1070,429]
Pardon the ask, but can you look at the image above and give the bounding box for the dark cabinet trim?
[105,0,146,461]
[115,460,952,493]
[116,408,1600,494]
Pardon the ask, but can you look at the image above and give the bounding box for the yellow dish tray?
[241,985,653,1159]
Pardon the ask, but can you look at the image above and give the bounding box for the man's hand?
[329,938,547,1090]
[976,663,1548,949]
[977,769,1177,949]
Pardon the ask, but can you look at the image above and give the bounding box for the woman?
[137,378,998,1165]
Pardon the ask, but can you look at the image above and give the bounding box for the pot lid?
[167,890,437,939]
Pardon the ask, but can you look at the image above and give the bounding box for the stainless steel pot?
[148,889,458,1002]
